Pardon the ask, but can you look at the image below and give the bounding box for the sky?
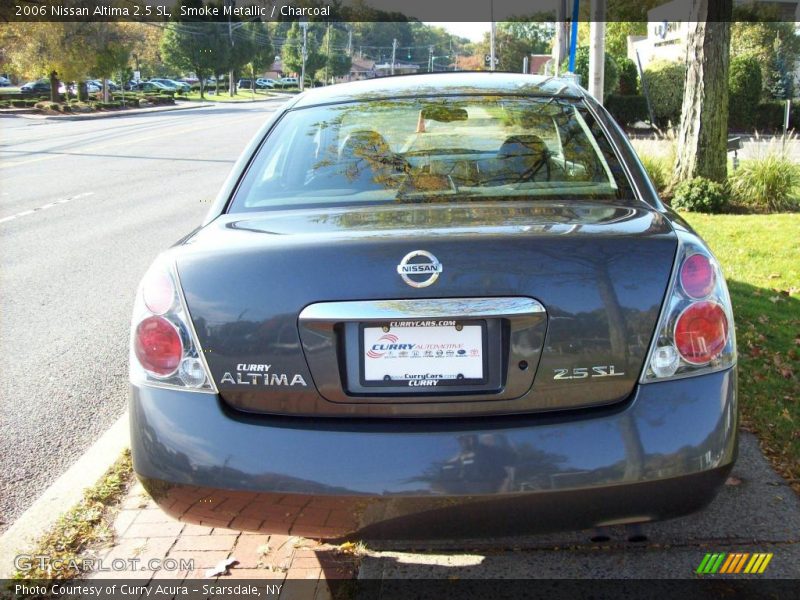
[428,22,492,43]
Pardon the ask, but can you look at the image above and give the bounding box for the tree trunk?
[671,0,732,187]
[49,71,59,103]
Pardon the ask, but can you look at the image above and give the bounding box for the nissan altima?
[130,73,737,539]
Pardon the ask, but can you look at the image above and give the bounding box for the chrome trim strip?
[299,297,545,323]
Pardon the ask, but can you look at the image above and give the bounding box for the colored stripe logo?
[696,552,773,574]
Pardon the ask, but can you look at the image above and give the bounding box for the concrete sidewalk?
[76,431,798,594]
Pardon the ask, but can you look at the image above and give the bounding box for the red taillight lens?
[674,301,728,365]
[680,254,715,299]
[142,269,176,315]
[134,316,183,376]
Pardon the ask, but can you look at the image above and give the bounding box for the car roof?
[291,72,584,109]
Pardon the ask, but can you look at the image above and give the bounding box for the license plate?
[361,321,485,386]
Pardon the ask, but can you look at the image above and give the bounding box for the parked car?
[0,76,11,87]
[237,78,272,90]
[256,78,276,88]
[140,81,172,93]
[130,73,738,540]
[149,78,191,93]
[20,79,51,94]
[275,76,298,88]
[87,79,119,92]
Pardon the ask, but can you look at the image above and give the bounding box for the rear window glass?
[229,95,634,212]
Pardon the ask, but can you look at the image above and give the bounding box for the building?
[374,61,420,77]
[629,0,800,69]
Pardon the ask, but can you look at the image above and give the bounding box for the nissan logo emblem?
[397,250,443,288]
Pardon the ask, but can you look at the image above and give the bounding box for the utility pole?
[391,38,397,75]
[428,45,434,72]
[490,1,496,72]
[227,0,235,97]
[589,0,606,102]
[554,0,567,75]
[326,23,331,84]
[347,27,352,56]
[300,20,308,91]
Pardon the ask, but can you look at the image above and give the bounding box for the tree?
[160,0,223,99]
[2,22,95,102]
[731,4,800,100]
[243,21,274,93]
[672,0,732,186]
[320,25,352,83]
[476,21,552,73]
[282,22,325,82]
[728,55,762,129]
[571,46,619,96]
[91,24,132,102]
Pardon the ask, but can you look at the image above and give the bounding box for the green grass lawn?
[0,87,22,94]
[682,212,800,490]
[183,90,274,102]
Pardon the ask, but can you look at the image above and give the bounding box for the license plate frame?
[359,320,488,388]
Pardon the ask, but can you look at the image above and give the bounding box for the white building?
[629,0,800,70]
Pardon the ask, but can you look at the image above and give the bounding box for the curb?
[0,412,130,578]
[7,103,215,121]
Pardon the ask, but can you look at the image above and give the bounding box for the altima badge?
[397,250,442,288]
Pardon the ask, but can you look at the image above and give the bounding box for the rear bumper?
[130,368,737,539]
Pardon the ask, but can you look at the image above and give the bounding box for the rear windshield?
[229,95,634,212]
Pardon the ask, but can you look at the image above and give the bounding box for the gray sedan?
[129,73,737,540]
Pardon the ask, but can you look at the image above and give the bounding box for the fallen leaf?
[205,557,237,578]
[725,476,743,486]
[780,367,794,379]
[768,273,781,279]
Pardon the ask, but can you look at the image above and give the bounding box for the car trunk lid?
[177,201,676,417]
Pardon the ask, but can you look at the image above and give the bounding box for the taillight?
[680,253,715,299]
[142,270,176,315]
[134,316,183,376]
[674,301,728,364]
[641,233,736,382]
[129,257,216,392]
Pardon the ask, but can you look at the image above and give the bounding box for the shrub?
[672,177,729,213]
[639,153,672,194]
[642,60,686,126]
[729,55,762,130]
[729,134,800,211]
[142,95,174,106]
[94,101,122,110]
[616,56,639,95]
[605,95,649,126]
[571,46,619,97]
[0,100,10,108]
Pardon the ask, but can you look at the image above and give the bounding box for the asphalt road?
[0,101,286,533]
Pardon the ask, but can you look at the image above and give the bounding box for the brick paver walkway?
[85,479,359,598]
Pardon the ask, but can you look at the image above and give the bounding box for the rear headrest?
[497,135,549,159]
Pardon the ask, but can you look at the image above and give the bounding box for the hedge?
[141,95,175,106]
[642,60,685,127]
[605,94,649,126]
[616,57,639,95]
[729,55,762,130]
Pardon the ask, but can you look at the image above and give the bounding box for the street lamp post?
[300,20,308,91]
